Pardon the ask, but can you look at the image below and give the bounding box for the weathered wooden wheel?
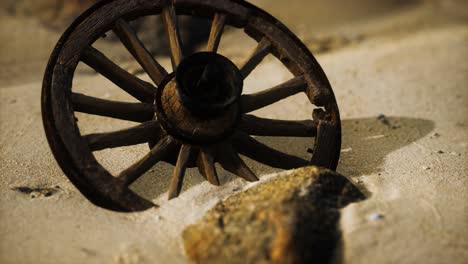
[42,0,341,212]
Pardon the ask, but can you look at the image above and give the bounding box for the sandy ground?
[1,0,467,263]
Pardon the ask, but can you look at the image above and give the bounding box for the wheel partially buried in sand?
[42,0,342,212]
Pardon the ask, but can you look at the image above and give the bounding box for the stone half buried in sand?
[182,166,365,264]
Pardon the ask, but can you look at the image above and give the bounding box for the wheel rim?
[42,0,341,212]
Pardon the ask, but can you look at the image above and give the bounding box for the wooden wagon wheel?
[42,0,341,212]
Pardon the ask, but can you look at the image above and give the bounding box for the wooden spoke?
[231,131,309,169]
[197,148,220,186]
[239,115,317,137]
[84,120,160,151]
[240,37,272,79]
[168,144,192,199]
[119,136,177,185]
[81,46,155,103]
[241,75,307,113]
[206,13,227,52]
[161,4,184,69]
[216,144,259,182]
[113,19,168,86]
[71,93,154,122]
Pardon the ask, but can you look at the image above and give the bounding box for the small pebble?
[422,166,430,170]
[430,132,441,138]
[365,135,385,140]
[377,114,392,127]
[436,150,444,154]
[341,147,352,153]
[450,152,461,156]
[369,213,384,221]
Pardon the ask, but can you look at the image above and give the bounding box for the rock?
[10,185,60,199]
[341,147,353,153]
[182,167,364,264]
[368,213,385,221]
[377,114,391,126]
[377,114,400,129]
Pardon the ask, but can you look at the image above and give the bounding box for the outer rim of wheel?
[42,0,341,212]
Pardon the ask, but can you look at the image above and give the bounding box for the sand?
[0,0,467,263]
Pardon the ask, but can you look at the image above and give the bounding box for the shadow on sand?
[133,116,434,201]
[130,116,433,263]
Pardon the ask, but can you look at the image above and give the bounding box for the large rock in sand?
[183,167,365,264]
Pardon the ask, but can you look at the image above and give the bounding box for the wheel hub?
[156,52,243,144]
